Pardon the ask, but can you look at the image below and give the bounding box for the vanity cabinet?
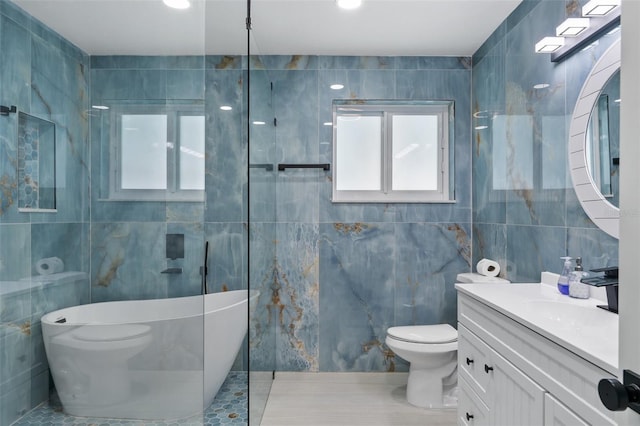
[457,292,617,426]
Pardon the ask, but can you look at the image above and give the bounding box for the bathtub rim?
[41,289,254,327]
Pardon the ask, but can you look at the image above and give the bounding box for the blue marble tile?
[204,222,247,295]
[317,56,393,70]
[206,55,244,70]
[318,222,394,372]
[164,222,206,298]
[506,224,566,283]
[272,223,319,371]
[0,224,31,280]
[471,223,508,278]
[90,222,169,302]
[91,69,167,100]
[258,55,318,71]
[0,0,31,29]
[166,69,205,100]
[204,69,247,223]
[567,227,618,272]
[394,223,470,330]
[395,56,471,70]
[248,222,277,371]
[91,55,168,69]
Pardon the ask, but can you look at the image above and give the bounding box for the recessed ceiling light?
[336,0,362,10]
[220,105,233,111]
[475,125,489,130]
[163,0,190,10]
[92,105,109,110]
[253,121,266,125]
[535,37,565,53]
[582,0,620,17]
[330,84,345,90]
[323,122,333,126]
[556,18,590,37]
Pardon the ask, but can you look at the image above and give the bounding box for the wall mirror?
[569,38,620,239]
[17,112,57,212]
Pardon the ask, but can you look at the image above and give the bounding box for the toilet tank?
[456,272,510,283]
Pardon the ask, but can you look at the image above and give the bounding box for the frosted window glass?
[392,115,439,191]
[179,116,205,190]
[336,116,382,190]
[121,115,167,189]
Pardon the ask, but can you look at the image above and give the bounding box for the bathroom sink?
[525,300,605,332]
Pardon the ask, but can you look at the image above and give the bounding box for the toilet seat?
[387,324,457,344]
[72,324,151,342]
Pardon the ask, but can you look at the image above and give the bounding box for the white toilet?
[386,272,509,408]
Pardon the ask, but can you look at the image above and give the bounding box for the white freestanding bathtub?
[41,290,250,420]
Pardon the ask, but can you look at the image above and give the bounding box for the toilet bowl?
[49,324,152,406]
[386,324,458,408]
[386,272,510,408]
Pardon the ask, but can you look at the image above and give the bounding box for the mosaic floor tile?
[14,372,248,426]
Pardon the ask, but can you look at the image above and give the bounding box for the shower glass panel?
[248,30,278,425]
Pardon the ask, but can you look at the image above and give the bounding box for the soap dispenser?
[557,256,572,295]
[569,257,589,299]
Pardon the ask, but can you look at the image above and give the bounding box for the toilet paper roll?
[476,258,500,277]
[36,257,64,275]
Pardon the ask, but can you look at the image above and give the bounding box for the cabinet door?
[458,377,490,426]
[544,393,590,426]
[484,346,545,426]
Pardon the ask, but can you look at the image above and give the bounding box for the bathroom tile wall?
[472,0,619,282]
[89,55,248,303]
[0,1,90,424]
[248,56,473,372]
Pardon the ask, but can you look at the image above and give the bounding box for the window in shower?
[332,100,454,203]
[109,103,205,201]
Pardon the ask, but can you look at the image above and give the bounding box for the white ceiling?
[12,0,522,57]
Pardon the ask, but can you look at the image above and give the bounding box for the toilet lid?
[387,324,457,344]
[72,324,151,342]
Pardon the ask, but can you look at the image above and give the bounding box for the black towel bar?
[277,163,330,171]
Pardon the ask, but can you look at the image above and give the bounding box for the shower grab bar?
[250,163,274,171]
[277,163,330,171]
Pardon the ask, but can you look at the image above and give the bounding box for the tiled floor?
[14,371,248,426]
[259,372,457,426]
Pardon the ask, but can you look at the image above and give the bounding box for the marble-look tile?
[90,222,168,302]
[166,69,205,100]
[272,223,319,371]
[164,222,206,298]
[506,224,566,283]
[319,222,394,372]
[317,56,394,70]
[204,68,247,223]
[395,56,471,70]
[0,224,31,280]
[91,69,167,100]
[204,222,247,294]
[472,223,508,278]
[248,222,277,372]
[567,227,619,272]
[258,55,318,71]
[394,223,471,329]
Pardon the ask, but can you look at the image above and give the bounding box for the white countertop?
[456,280,618,375]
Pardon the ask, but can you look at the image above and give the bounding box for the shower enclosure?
[0,0,260,424]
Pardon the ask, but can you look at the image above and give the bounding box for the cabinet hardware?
[466,413,474,421]
[466,357,474,365]
[484,364,494,373]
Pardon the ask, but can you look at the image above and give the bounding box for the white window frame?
[332,100,454,203]
[109,103,205,202]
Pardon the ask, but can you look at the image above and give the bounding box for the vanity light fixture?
[163,0,190,9]
[535,37,565,53]
[582,0,620,17]
[556,18,590,37]
[336,0,362,10]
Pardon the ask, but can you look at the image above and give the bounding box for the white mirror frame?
[569,38,620,239]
